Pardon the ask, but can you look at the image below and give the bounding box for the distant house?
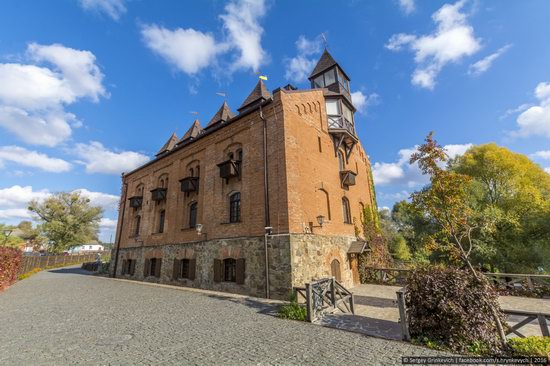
[70,244,105,253]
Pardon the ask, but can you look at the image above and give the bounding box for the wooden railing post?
[305,283,313,323]
[397,289,411,341]
[330,278,336,309]
[538,314,550,337]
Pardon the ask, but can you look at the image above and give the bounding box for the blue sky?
[1,0,549,242]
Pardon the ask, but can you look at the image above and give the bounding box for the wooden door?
[331,259,341,282]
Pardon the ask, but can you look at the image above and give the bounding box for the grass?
[509,336,550,358]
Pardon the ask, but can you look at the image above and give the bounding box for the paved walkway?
[0,266,448,365]
[318,284,550,340]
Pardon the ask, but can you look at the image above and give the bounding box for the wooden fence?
[295,278,354,322]
[18,254,107,275]
[365,267,550,296]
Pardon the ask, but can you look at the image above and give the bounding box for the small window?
[342,103,353,123]
[229,192,241,223]
[195,165,200,177]
[324,69,336,86]
[314,75,324,88]
[149,258,157,277]
[223,258,236,282]
[181,259,190,279]
[228,152,234,160]
[342,197,351,224]
[326,100,339,115]
[188,202,198,228]
[237,149,243,161]
[134,215,141,236]
[158,210,165,233]
[318,136,322,152]
[189,167,194,177]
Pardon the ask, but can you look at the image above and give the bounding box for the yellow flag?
[259,75,268,80]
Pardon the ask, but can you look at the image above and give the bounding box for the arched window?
[237,148,243,161]
[195,165,200,177]
[337,150,345,171]
[223,258,236,282]
[189,167,194,177]
[319,188,331,221]
[158,210,166,233]
[228,152,234,160]
[160,179,165,188]
[134,215,141,236]
[331,259,342,281]
[342,197,351,224]
[188,202,198,228]
[229,192,241,223]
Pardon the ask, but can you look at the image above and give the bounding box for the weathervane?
[321,33,328,50]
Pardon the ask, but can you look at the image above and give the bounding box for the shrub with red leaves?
[406,266,506,354]
[0,247,22,291]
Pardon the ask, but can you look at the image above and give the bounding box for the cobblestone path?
[0,266,448,365]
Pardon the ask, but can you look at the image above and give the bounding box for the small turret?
[156,132,178,157]
[178,120,203,145]
[207,101,235,128]
[237,79,272,114]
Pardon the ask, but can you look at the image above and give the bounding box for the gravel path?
[0,266,448,365]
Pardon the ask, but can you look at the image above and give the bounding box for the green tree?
[15,221,46,250]
[410,132,506,344]
[0,223,24,248]
[450,143,550,273]
[389,234,412,261]
[28,192,103,253]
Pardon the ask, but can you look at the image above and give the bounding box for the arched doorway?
[331,259,341,282]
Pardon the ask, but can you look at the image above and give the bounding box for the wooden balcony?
[328,115,356,136]
[217,159,241,180]
[128,196,143,208]
[179,176,199,193]
[340,170,357,187]
[150,188,167,202]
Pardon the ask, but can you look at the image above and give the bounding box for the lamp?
[195,224,203,236]
[316,215,325,227]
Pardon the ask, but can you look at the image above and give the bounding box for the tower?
[309,49,357,160]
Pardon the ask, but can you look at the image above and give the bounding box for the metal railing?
[295,278,355,322]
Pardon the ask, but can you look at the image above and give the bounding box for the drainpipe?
[260,104,271,299]
[112,179,128,278]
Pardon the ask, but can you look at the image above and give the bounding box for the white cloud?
[285,35,322,83]
[545,167,550,174]
[73,189,119,210]
[73,141,150,175]
[142,0,267,77]
[0,146,71,172]
[531,151,550,160]
[0,185,119,222]
[386,0,481,89]
[512,82,550,138]
[0,43,106,146]
[373,143,472,186]
[398,0,416,15]
[220,0,268,72]
[141,25,221,75]
[499,103,532,120]
[99,217,117,229]
[468,44,511,76]
[351,91,380,114]
[79,0,126,20]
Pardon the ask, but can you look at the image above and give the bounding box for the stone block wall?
[289,234,355,290]
[112,235,293,300]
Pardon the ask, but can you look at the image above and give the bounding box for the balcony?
[128,196,143,208]
[217,159,241,180]
[328,115,356,136]
[179,176,199,193]
[340,170,357,187]
[150,188,167,202]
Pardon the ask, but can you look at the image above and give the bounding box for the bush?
[17,267,41,280]
[278,293,307,321]
[0,246,22,291]
[509,336,550,358]
[81,262,100,271]
[406,266,506,354]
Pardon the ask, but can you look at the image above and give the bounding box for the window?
[158,210,165,233]
[324,69,336,86]
[342,197,351,224]
[318,136,322,152]
[342,103,353,124]
[189,167,194,177]
[314,75,324,88]
[188,202,198,228]
[123,259,135,275]
[195,166,200,177]
[134,215,141,236]
[237,149,243,161]
[146,258,162,277]
[181,259,190,279]
[229,192,241,223]
[325,100,339,116]
[228,152,234,160]
[223,258,236,282]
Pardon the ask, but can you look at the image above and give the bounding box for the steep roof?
[237,79,272,112]
[179,120,203,143]
[207,101,235,127]
[309,49,349,80]
[155,132,178,157]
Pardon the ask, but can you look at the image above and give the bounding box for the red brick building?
[111,50,376,299]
